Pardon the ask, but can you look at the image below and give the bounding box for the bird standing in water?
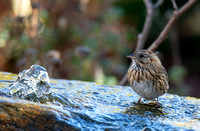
[127,50,169,105]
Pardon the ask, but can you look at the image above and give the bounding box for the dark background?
[0,0,200,97]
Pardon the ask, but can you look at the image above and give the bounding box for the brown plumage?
[127,50,169,105]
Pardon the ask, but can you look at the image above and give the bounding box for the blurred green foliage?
[169,65,187,84]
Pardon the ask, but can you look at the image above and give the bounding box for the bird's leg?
[137,97,142,103]
[156,97,159,107]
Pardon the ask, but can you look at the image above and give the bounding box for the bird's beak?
[127,54,134,58]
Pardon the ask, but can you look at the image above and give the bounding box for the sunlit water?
[0,66,200,130]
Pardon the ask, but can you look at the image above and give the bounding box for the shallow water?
[0,71,200,130]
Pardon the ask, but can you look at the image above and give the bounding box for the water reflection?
[124,102,166,117]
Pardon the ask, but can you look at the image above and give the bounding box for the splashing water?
[9,65,51,98]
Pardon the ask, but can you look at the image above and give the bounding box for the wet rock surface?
[0,98,77,131]
[0,71,200,130]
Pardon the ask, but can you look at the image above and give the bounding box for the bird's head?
[127,50,162,68]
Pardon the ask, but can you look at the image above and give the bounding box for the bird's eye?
[139,54,144,59]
